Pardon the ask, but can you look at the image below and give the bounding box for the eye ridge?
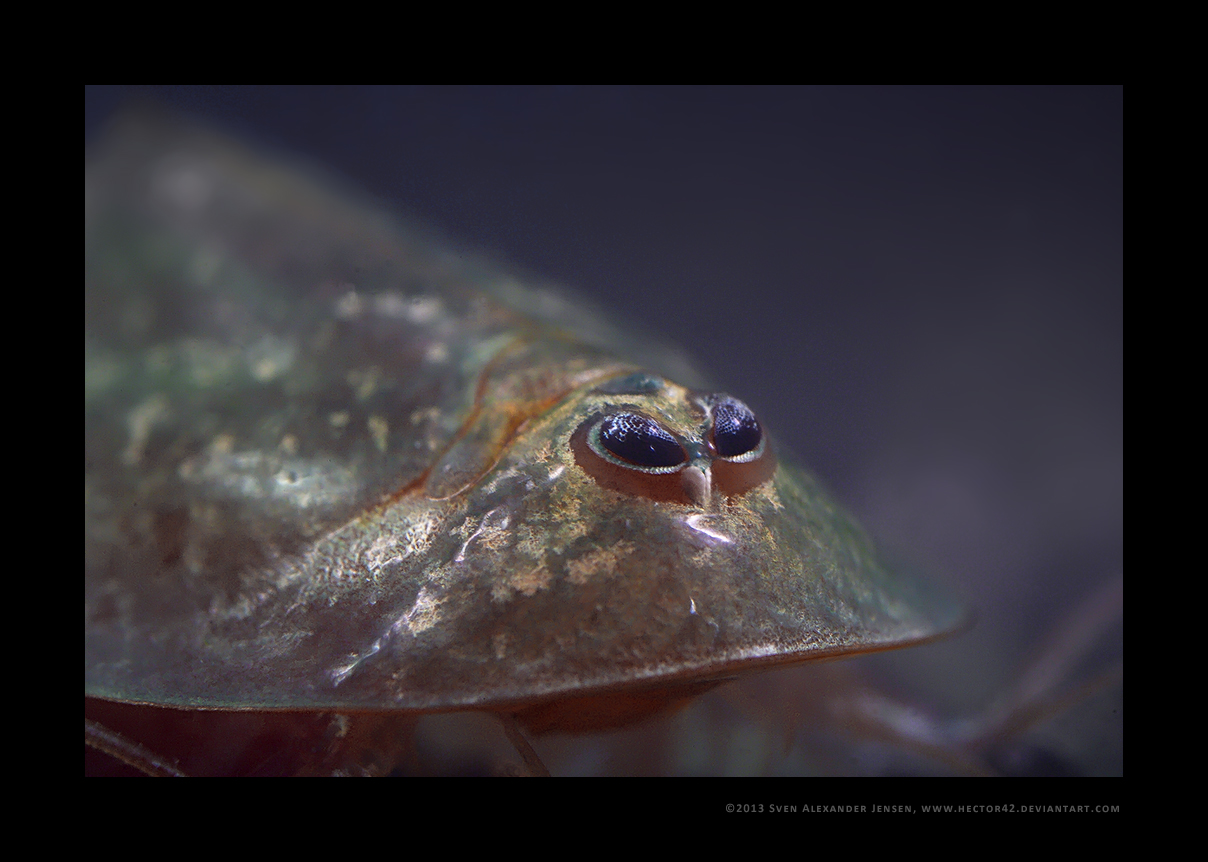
[590,411,687,473]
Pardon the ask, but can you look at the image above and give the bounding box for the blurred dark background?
[85,86,1122,774]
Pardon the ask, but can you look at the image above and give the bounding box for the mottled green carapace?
[85,113,963,732]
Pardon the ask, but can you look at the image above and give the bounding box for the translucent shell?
[85,113,964,725]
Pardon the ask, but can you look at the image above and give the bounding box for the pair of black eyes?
[593,398,763,472]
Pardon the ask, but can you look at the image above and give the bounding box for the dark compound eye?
[711,397,763,461]
[592,412,687,472]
